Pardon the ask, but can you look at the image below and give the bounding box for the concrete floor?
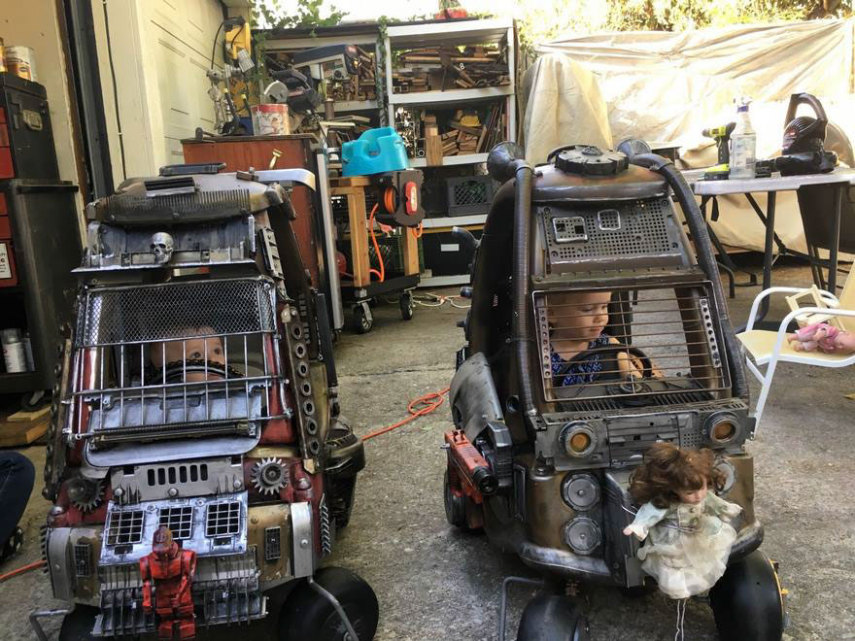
[2,261,854,641]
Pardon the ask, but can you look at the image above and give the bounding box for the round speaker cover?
[562,474,600,511]
[563,517,601,555]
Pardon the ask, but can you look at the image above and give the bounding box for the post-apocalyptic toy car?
[37,164,378,641]
[444,143,787,641]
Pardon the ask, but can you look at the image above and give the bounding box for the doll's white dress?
[625,493,742,599]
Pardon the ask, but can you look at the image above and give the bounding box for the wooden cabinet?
[181,135,323,286]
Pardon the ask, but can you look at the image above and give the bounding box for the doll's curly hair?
[628,442,726,508]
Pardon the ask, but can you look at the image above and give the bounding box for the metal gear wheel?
[67,477,105,513]
[251,457,288,495]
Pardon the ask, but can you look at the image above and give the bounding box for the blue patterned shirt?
[551,334,611,386]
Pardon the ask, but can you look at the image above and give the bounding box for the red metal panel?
[0,147,13,178]
[181,136,320,286]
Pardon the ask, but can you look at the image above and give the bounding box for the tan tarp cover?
[526,19,855,253]
[519,53,612,164]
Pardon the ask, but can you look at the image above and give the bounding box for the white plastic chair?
[737,268,855,431]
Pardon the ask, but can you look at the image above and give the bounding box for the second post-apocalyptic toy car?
[444,143,787,640]
[39,164,377,641]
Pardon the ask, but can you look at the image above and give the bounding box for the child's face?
[548,291,611,342]
[677,480,708,505]
[150,327,224,382]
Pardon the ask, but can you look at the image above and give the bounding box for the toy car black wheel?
[399,291,415,320]
[516,594,590,641]
[443,469,482,533]
[279,567,379,641]
[351,303,373,334]
[443,469,466,528]
[58,606,98,641]
[709,550,786,641]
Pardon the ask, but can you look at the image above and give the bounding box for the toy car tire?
[443,468,466,528]
[443,469,482,533]
[516,594,589,641]
[709,550,785,641]
[399,291,414,320]
[279,567,379,641]
[351,303,373,334]
[58,606,99,641]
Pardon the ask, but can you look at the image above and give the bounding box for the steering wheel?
[559,344,655,382]
[150,359,243,384]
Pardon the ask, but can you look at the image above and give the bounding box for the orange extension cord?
[0,559,45,583]
[362,387,450,441]
[368,203,385,283]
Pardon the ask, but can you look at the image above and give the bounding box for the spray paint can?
[5,46,37,83]
[1,328,27,373]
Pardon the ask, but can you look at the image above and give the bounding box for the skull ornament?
[150,232,174,264]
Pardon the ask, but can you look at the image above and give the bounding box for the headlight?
[706,412,740,445]
[560,421,597,458]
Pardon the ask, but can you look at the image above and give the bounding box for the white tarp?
[530,19,855,253]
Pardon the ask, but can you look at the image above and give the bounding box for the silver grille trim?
[111,457,244,503]
[100,492,248,565]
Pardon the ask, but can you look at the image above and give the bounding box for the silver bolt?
[114,488,124,497]
[168,488,178,497]
[233,479,243,489]
[300,538,309,548]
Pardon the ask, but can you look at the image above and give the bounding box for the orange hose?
[0,559,45,583]
[362,387,450,441]
[368,203,385,283]
[410,222,424,239]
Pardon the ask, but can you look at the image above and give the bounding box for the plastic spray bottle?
[729,97,756,179]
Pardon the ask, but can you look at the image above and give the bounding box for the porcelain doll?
[623,442,742,600]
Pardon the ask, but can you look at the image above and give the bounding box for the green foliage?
[511,0,852,57]
[252,0,347,31]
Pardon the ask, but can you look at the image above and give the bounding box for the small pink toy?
[788,322,843,352]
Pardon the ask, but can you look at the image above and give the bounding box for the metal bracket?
[291,501,315,579]
[308,576,360,641]
[498,576,546,641]
[29,608,72,641]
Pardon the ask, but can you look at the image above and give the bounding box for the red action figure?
[140,526,197,641]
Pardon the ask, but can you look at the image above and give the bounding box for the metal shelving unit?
[384,18,515,286]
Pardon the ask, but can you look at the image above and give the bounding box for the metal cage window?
[69,278,283,445]
[535,286,729,407]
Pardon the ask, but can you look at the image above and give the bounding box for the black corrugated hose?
[629,154,749,400]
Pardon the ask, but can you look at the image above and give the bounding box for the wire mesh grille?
[537,286,729,405]
[73,543,92,577]
[78,279,275,347]
[106,510,145,546]
[206,501,241,537]
[543,199,680,262]
[71,278,281,443]
[159,506,194,541]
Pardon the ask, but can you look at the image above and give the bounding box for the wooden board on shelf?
[0,415,48,447]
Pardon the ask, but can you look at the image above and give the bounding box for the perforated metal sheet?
[77,278,275,347]
[541,198,686,272]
